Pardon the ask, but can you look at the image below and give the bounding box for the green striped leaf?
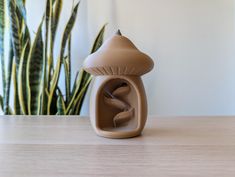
[65,1,74,104]
[19,24,30,113]
[47,2,79,114]
[48,0,62,79]
[71,71,79,97]
[65,69,85,114]
[0,95,13,114]
[41,0,52,114]
[27,22,44,115]
[3,46,14,114]
[47,0,61,87]
[51,0,62,44]
[50,90,58,114]
[15,0,26,33]
[0,94,3,112]
[15,0,26,22]
[8,0,27,115]
[45,0,51,50]
[61,3,79,104]
[47,56,60,114]
[0,0,6,96]
[21,24,30,47]
[74,98,82,115]
[69,76,92,115]
[60,2,79,60]
[12,61,21,114]
[91,24,107,53]
[63,55,70,104]
[56,88,66,115]
[46,0,52,28]
[66,35,71,103]
[8,0,21,70]
[74,79,90,115]
[18,41,29,114]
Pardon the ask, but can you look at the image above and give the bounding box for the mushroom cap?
[83,31,154,76]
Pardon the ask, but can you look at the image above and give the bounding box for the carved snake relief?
[104,83,134,127]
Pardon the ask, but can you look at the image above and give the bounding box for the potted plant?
[0,0,106,115]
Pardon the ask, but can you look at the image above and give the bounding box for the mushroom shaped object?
[83,31,154,139]
[84,31,154,76]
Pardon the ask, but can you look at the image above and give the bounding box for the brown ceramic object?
[83,30,154,139]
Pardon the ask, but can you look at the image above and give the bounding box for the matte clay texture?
[83,31,154,138]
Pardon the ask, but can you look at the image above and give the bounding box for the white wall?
[86,0,235,116]
[1,0,235,116]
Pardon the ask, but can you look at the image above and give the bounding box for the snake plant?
[0,0,106,115]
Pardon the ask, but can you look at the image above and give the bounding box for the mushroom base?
[89,75,148,139]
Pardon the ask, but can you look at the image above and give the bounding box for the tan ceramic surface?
[84,31,154,138]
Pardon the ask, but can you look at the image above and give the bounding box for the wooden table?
[0,116,234,177]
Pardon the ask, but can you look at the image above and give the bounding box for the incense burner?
[83,31,154,138]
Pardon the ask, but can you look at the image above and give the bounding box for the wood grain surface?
[0,116,235,177]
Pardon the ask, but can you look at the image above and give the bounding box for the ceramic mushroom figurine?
[83,30,154,138]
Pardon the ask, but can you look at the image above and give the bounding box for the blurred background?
[1,0,235,116]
